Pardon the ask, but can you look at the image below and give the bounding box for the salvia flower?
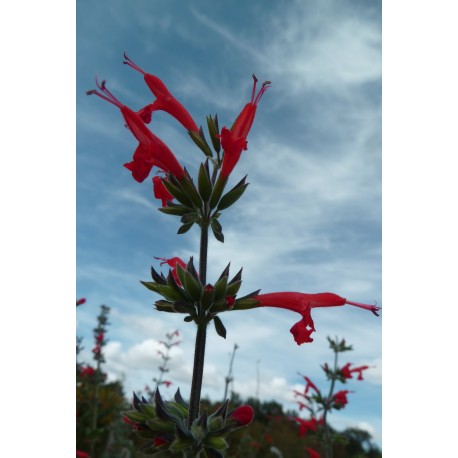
[294,416,323,437]
[300,374,320,395]
[230,405,254,426]
[76,298,86,306]
[87,79,185,182]
[220,74,270,178]
[255,292,381,345]
[80,365,95,377]
[153,175,174,207]
[332,389,350,408]
[341,362,369,380]
[76,451,91,458]
[123,53,199,133]
[154,256,186,285]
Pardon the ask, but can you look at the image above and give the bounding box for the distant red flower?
[305,447,321,458]
[230,405,254,426]
[123,53,199,133]
[265,432,272,443]
[76,298,86,306]
[154,256,187,285]
[87,79,185,182]
[153,175,174,206]
[92,344,101,354]
[255,292,381,345]
[76,451,90,458]
[80,366,95,377]
[301,375,320,395]
[332,390,350,408]
[96,332,104,343]
[162,380,173,387]
[226,295,235,308]
[220,74,270,178]
[341,363,370,380]
[297,401,311,412]
[294,416,323,437]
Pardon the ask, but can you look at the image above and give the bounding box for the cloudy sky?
[75,0,382,447]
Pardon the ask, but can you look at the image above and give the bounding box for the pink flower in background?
[80,366,95,377]
[123,53,199,133]
[255,292,380,345]
[220,74,270,178]
[76,298,86,306]
[96,332,104,343]
[162,380,173,387]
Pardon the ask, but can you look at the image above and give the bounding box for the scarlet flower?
[76,298,86,306]
[255,292,381,345]
[96,332,104,343]
[155,256,187,285]
[220,74,270,178]
[230,405,254,426]
[301,375,320,395]
[80,366,95,377]
[76,451,91,458]
[341,362,369,380]
[305,447,321,458]
[123,53,199,133]
[87,79,185,182]
[92,344,101,354]
[294,416,323,437]
[332,390,350,408]
[162,380,172,387]
[153,175,174,207]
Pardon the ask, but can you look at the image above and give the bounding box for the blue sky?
[76,0,383,447]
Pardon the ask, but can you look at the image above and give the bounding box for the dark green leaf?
[198,161,213,202]
[209,175,228,210]
[213,316,227,339]
[217,181,249,211]
[206,114,221,153]
[177,222,195,234]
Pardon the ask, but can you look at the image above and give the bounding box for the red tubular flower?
[87,79,185,182]
[230,405,254,426]
[154,436,168,447]
[162,380,172,387]
[123,53,199,133]
[255,292,381,345]
[220,74,270,178]
[301,375,320,395]
[76,298,86,306]
[96,332,104,343]
[153,175,174,207]
[341,363,369,380]
[294,416,323,437]
[154,256,186,285]
[305,447,321,458]
[332,389,350,408]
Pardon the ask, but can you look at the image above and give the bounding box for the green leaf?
[178,172,203,209]
[209,175,228,210]
[213,275,228,301]
[188,128,213,157]
[206,114,221,153]
[162,178,194,208]
[198,161,213,202]
[217,177,249,211]
[213,316,227,339]
[226,280,242,297]
[177,222,195,234]
[211,219,224,243]
[158,203,194,216]
[180,213,198,224]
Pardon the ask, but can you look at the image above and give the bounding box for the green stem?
[188,223,209,428]
[322,348,339,458]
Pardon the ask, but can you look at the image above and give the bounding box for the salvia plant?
[293,337,372,458]
[87,53,381,457]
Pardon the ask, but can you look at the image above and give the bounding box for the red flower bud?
[230,405,254,426]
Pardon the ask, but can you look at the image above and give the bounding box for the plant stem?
[188,223,209,428]
[322,348,339,458]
